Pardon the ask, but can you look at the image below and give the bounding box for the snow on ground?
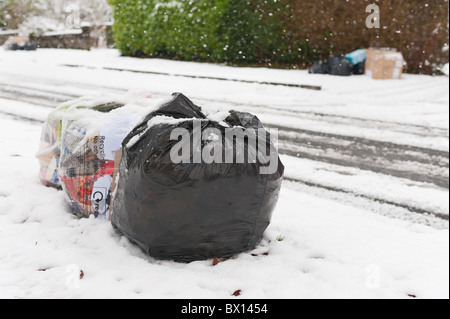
[0,115,448,299]
[0,48,449,299]
[0,98,51,122]
[282,155,449,220]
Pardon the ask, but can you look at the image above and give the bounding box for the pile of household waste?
[37,92,284,262]
[309,48,405,79]
[2,36,37,51]
[309,49,367,76]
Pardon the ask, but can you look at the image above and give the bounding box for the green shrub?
[111,0,285,64]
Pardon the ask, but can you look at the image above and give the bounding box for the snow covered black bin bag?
[51,93,153,219]
[111,93,284,262]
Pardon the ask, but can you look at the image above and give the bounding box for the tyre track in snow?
[270,123,449,189]
[0,80,448,222]
[283,176,448,222]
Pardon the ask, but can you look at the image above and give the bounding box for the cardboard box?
[3,36,29,47]
[365,48,405,80]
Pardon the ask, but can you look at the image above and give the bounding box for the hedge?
[111,0,449,73]
[110,0,286,64]
[283,0,449,74]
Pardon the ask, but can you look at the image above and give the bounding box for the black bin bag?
[309,61,330,74]
[351,60,366,75]
[328,55,352,76]
[111,93,284,262]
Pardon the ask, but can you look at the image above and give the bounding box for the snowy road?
[0,49,449,299]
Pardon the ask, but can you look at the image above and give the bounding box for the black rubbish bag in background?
[111,93,284,262]
[309,61,330,74]
[351,60,366,75]
[328,55,352,76]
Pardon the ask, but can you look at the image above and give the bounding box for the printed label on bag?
[91,175,113,219]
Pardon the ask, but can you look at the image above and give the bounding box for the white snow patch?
[0,116,447,299]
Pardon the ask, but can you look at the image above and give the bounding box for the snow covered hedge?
[110,0,284,64]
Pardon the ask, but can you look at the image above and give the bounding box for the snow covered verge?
[0,115,448,299]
